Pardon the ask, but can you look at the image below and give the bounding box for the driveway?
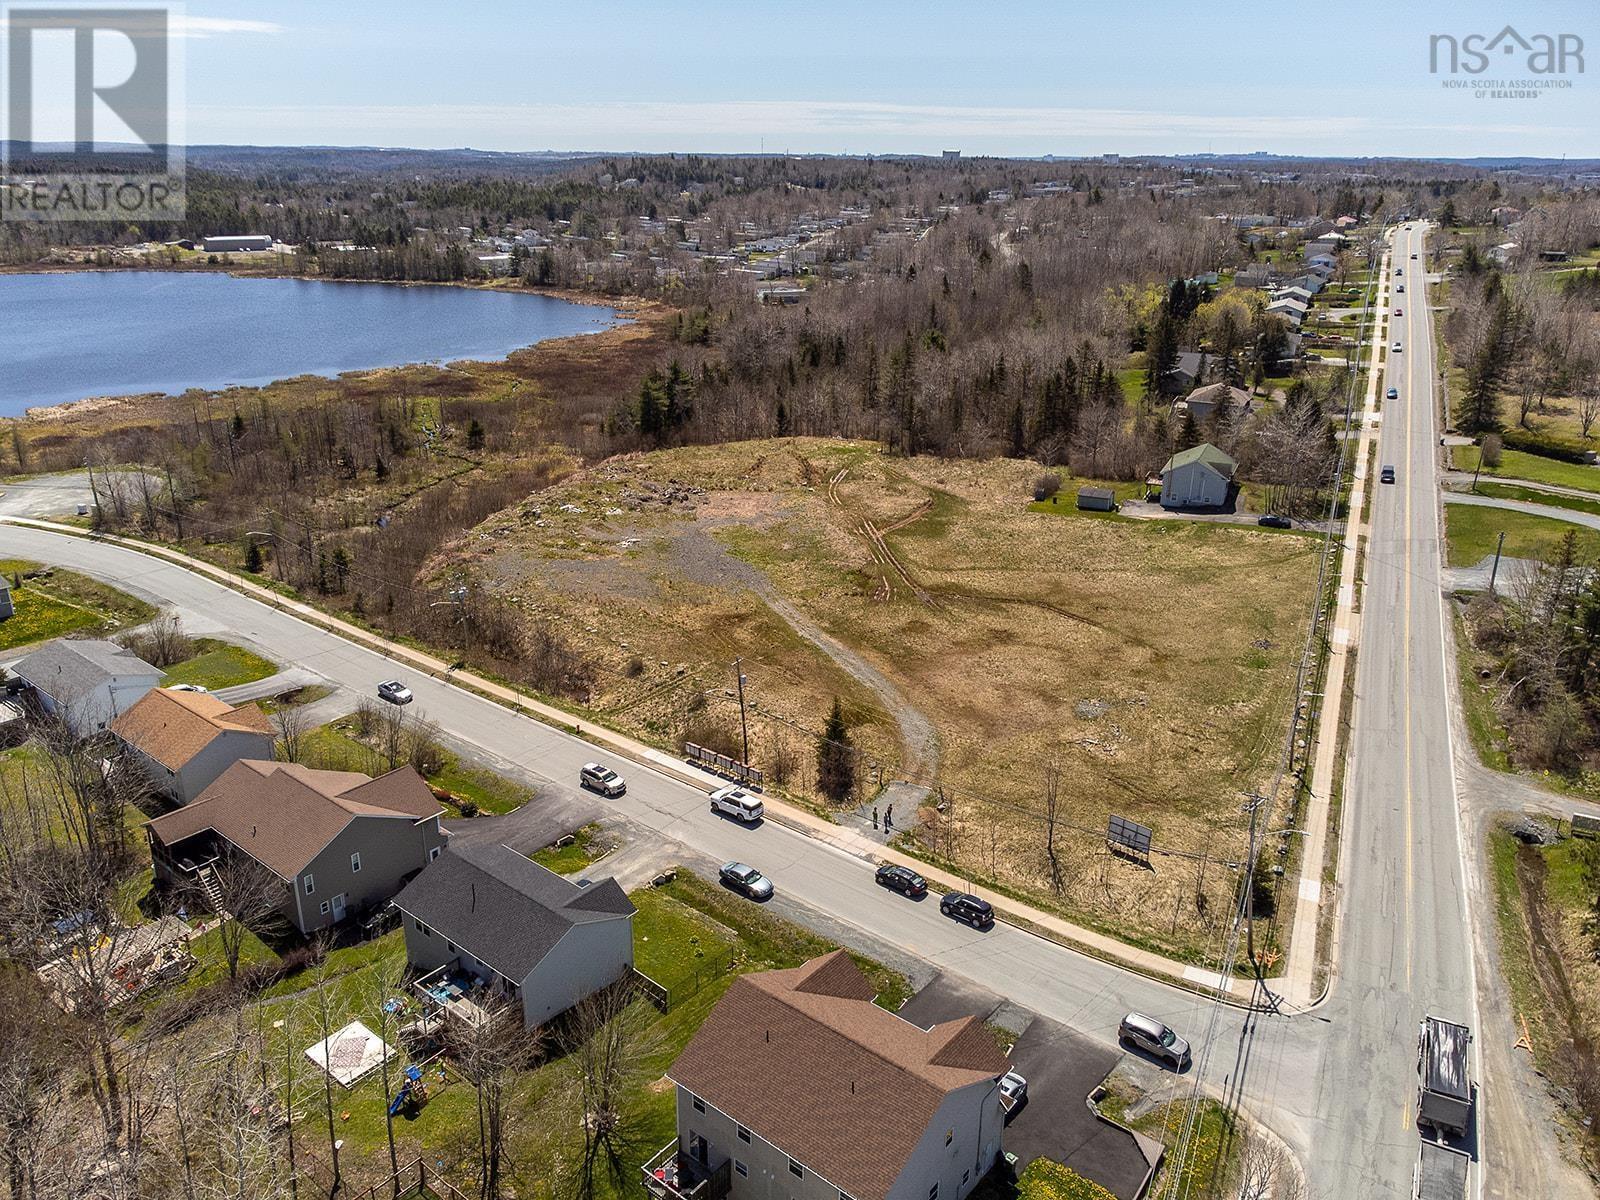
[1443,489,1600,533]
[0,472,95,518]
[899,974,1156,1200]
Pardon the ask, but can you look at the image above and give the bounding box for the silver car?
[719,861,773,900]
[1119,1012,1191,1070]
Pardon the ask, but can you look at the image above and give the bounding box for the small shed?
[0,579,12,620]
[1076,487,1116,512]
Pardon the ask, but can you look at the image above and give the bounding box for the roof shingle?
[669,951,1007,1200]
[111,688,273,770]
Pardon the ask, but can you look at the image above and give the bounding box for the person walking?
[872,806,880,830]
[885,803,894,831]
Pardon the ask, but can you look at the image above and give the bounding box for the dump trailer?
[1417,1015,1474,1136]
[1414,1141,1470,1200]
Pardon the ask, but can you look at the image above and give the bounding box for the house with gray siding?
[145,759,447,933]
[111,687,276,804]
[390,842,635,1029]
[1159,442,1237,510]
[650,951,1009,1200]
[13,638,162,736]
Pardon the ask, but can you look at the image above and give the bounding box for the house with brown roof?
[145,760,447,933]
[111,687,276,804]
[650,951,1008,1200]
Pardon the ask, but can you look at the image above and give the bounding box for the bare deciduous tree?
[273,701,311,765]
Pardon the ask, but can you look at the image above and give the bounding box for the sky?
[21,0,1600,158]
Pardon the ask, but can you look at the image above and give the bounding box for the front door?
[331,893,347,923]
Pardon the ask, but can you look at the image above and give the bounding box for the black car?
[1257,514,1291,529]
[1380,465,1396,484]
[875,864,928,897]
[939,892,994,928]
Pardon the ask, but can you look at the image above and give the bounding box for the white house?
[1160,443,1238,509]
[1266,296,1309,325]
[13,639,162,736]
[391,842,635,1029]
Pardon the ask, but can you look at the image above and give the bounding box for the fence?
[298,1154,472,1200]
[684,742,763,787]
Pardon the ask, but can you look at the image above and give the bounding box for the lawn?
[1443,504,1600,567]
[1472,482,1600,518]
[0,558,157,651]
[161,638,277,689]
[1453,445,1600,495]
[303,720,534,815]
[528,823,612,875]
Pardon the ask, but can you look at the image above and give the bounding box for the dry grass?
[442,438,1321,959]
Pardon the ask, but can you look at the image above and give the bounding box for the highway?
[0,222,1581,1197]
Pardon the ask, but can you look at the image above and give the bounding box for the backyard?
[0,557,157,651]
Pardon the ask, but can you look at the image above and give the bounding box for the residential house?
[1334,215,1360,230]
[655,951,1009,1200]
[1266,296,1309,325]
[111,687,275,804]
[1491,206,1523,226]
[391,841,635,1028]
[1283,272,1325,295]
[1160,443,1237,509]
[0,579,12,620]
[1166,350,1211,394]
[13,638,162,736]
[1232,263,1271,289]
[1178,383,1254,428]
[146,760,447,933]
[1489,242,1519,266]
[1273,285,1314,305]
[1305,253,1338,273]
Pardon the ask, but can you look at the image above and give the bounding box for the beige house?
[111,688,275,804]
[652,951,1008,1200]
[1177,383,1254,429]
[146,760,447,933]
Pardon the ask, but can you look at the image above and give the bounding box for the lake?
[0,270,626,416]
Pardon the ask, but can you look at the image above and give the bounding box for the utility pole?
[732,658,750,766]
[1243,791,1269,967]
[1489,530,1507,595]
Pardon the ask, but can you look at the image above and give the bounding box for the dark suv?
[939,892,994,928]
[875,864,928,897]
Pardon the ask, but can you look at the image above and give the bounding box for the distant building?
[202,235,272,253]
[942,149,961,161]
[1179,383,1255,428]
[1076,487,1116,512]
[475,253,515,275]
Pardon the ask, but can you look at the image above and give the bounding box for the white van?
[709,784,764,823]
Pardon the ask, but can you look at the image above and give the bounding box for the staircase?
[195,865,225,913]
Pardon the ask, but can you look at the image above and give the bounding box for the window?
[945,1129,953,1146]
[319,901,330,915]
[350,852,362,873]
[788,1160,803,1180]
[962,1171,970,1187]
[446,941,456,955]
[303,874,315,895]
[736,1125,751,1144]
[840,1192,854,1200]
[734,1162,748,1179]
[414,919,433,938]
[929,1185,939,1200]
[691,1096,706,1114]
[429,845,441,861]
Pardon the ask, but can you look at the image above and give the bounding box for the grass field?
[1453,445,1600,495]
[445,438,1322,960]
[528,823,612,874]
[0,557,157,650]
[161,638,277,689]
[1443,504,1600,567]
[1472,482,1600,518]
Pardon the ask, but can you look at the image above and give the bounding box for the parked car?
[719,861,773,900]
[875,863,928,897]
[1386,387,1399,399]
[709,784,764,823]
[1381,465,1397,484]
[939,892,994,928]
[999,1070,1027,1108]
[168,683,209,694]
[580,762,626,797]
[1257,514,1291,529]
[377,680,413,705]
[1119,1012,1191,1070]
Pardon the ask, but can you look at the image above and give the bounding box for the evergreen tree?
[244,539,264,574]
[816,698,855,805]
[1460,290,1513,433]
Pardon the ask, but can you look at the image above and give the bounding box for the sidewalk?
[1280,238,1392,1009]
[1,516,1262,1001]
